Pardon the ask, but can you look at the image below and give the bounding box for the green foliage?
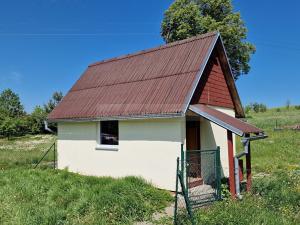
[244,102,267,114]
[0,116,31,139]
[0,88,25,118]
[161,0,203,41]
[44,91,63,114]
[29,106,48,134]
[295,105,300,110]
[259,103,267,112]
[244,104,252,114]
[0,169,172,225]
[220,182,231,199]
[0,90,63,138]
[161,0,255,79]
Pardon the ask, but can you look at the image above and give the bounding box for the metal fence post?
[180,144,184,177]
[178,173,194,225]
[53,143,56,169]
[174,157,179,225]
[216,146,221,200]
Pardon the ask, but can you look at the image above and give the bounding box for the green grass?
[246,107,300,173]
[0,134,56,169]
[193,107,300,225]
[0,169,172,225]
[0,134,172,224]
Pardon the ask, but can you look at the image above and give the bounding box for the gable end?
[190,38,245,117]
[191,52,235,109]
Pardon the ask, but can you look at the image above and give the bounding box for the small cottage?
[48,32,264,192]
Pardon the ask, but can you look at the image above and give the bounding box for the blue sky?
[0,0,299,112]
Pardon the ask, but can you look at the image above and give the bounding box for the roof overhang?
[189,104,264,137]
[47,112,184,123]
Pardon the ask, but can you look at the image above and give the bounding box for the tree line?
[0,89,63,139]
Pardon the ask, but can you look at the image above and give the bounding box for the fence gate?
[174,146,221,224]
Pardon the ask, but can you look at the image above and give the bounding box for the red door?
[186,120,202,187]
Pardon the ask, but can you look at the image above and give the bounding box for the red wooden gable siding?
[191,53,234,109]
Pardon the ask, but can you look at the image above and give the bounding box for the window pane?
[100,121,119,145]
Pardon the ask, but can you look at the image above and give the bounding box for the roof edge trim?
[48,112,184,123]
[189,105,244,136]
[182,32,220,113]
[218,35,245,118]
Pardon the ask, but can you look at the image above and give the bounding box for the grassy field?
[0,135,56,169]
[0,134,172,225]
[0,107,299,224]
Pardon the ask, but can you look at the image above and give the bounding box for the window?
[100,121,119,145]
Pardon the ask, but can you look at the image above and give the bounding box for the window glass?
[100,121,119,145]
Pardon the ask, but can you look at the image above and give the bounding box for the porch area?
[185,104,267,199]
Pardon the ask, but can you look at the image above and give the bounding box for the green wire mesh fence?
[174,146,221,224]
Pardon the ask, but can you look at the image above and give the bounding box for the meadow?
[0,107,299,224]
[0,135,172,225]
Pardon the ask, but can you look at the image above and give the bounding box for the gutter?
[44,120,54,133]
[234,134,268,198]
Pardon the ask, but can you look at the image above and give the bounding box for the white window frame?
[96,121,119,151]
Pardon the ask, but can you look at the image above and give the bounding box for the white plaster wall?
[200,106,236,177]
[57,118,185,191]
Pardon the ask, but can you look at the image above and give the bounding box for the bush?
[0,117,30,139]
[244,102,267,113]
[28,106,47,134]
[259,103,267,112]
[252,102,260,113]
[295,105,300,110]
[244,105,252,114]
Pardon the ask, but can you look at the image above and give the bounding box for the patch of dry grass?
[0,134,55,169]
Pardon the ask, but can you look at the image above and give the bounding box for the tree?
[0,117,30,139]
[29,106,47,134]
[44,91,63,114]
[161,0,255,79]
[0,89,25,118]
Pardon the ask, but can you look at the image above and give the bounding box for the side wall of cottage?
[57,117,185,191]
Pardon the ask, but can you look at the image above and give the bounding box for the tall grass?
[0,169,172,225]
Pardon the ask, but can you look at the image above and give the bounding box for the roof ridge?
[89,31,219,67]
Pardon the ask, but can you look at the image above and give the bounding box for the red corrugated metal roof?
[189,104,262,136]
[48,32,219,121]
